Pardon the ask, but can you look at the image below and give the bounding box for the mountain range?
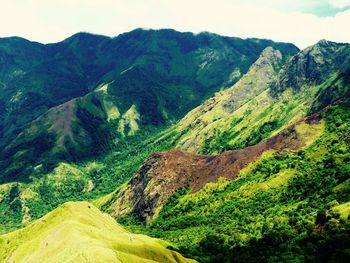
[0,28,298,183]
[0,29,350,262]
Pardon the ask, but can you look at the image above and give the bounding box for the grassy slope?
[120,99,350,262]
[170,42,350,155]
[0,29,298,183]
[1,41,348,262]
[172,47,286,153]
[0,201,196,263]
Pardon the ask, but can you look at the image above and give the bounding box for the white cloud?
[330,0,350,8]
[0,1,74,42]
[0,0,349,49]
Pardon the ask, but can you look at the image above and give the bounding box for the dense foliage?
[0,29,298,183]
[120,100,350,262]
[1,33,349,263]
[0,128,176,233]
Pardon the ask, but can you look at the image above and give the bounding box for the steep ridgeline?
[0,29,298,182]
[148,99,350,262]
[100,41,350,262]
[171,40,350,154]
[103,41,350,221]
[0,202,196,263]
[110,114,323,224]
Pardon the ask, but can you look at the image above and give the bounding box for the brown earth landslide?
[111,114,322,224]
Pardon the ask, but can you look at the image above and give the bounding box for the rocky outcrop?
[271,40,350,96]
[175,46,288,153]
[221,47,283,113]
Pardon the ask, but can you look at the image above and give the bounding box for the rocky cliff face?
[271,40,350,95]
[165,41,350,155]
[173,46,288,153]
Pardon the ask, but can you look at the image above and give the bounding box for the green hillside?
[0,128,173,233]
[93,41,350,262]
[0,29,298,183]
[1,31,350,263]
[113,92,350,263]
[0,201,196,263]
[171,40,350,155]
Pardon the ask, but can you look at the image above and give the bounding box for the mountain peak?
[315,39,336,47]
[251,47,283,70]
[317,39,330,44]
[61,32,110,45]
[271,40,350,95]
[305,39,348,54]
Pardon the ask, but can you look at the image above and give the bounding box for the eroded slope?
[110,114,324,223]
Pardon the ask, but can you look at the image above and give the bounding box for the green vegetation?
[174,41,350,155]
[0,128,176,234]
[1,33,349,262]
[196,87,313,154]
[119,100,350,262]
[0,201,196,263]
[0,29,298,183]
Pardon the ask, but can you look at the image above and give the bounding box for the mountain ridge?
[1,29,350,263]
[0,28,299,182]
[168,41,350,154]
[110,112,324,224]
[0,201,196,263]
[90,40,350,262]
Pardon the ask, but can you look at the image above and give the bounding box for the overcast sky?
[1,0,350,49]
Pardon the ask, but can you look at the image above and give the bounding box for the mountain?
[271,40,350,97]
[135,98,350,263]
[96,41,350,262]
[0,201,196,263]
[110,114,323,224]
[0,29,299,182]
[167,40,350,154]
[1,31,350,263]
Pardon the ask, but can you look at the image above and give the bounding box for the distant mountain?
[109,41,350,218]
[97,40,350,262]
[0,201,196,263]
[3,29,350,263]
[0,28,298,182]
[169,41,350,154]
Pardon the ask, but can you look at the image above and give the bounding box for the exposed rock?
[271,40,350,95]
[111,114,323,224]
[221,47,283,113]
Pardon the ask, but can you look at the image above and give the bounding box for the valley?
[0,29,350,262]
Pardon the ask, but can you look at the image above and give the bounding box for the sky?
[0,0,350,49]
